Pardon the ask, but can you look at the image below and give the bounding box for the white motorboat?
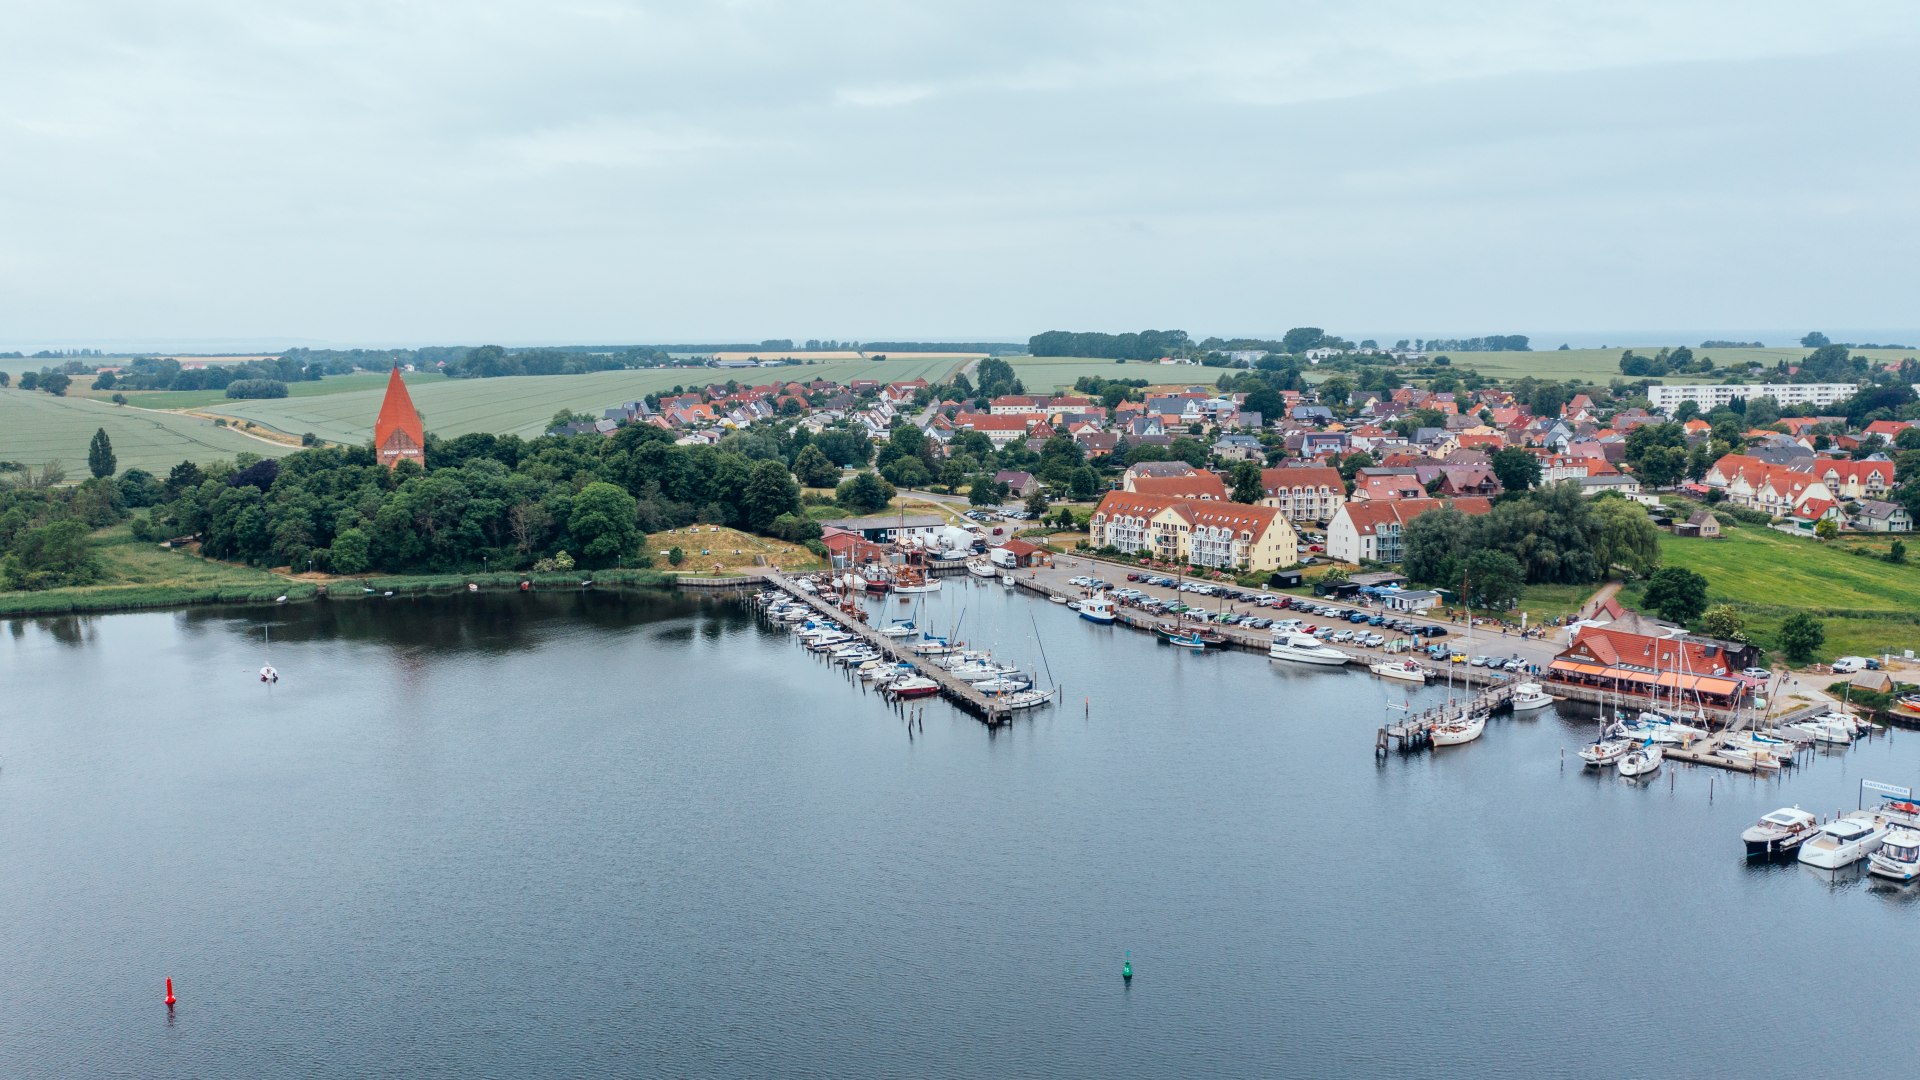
[1369,659,1427,683]
[1268,633,1353,667]
[878,620,917,638]
[1578,738,1631,768]
[884,676,942,700]
[1049,595,1068,605]
[1510,682,1553,711]
[1799,812,1891,870]
[967,561,997,578]
[1725,732,1797,762]
[1616,742,1663,777]
[1790,717,1853,746]
[972,675,1034,694]
[1868,828,1920,883]
[1079,596,1117,624]
[1430,715,1485,746]
[1743,808,1820,860]
[1001,574,1015,587]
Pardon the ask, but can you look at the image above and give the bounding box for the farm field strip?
[1005,356,1224,391]
[1439,346,1918,383]
[0,389,290,473]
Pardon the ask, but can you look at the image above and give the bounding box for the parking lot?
[1029,552,1568,672]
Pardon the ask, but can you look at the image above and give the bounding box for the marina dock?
[759,570,1019,725]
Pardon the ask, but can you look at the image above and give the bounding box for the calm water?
[3,583,1915,1079]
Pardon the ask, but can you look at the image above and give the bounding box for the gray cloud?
[1,1,1914,347]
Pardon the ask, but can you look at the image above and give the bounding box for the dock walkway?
[760,570,1017,725]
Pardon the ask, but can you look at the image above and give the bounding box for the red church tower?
[374,367,426,469]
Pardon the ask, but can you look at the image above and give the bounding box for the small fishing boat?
[1368,659,1427,683]
[1743,807,1820,860]
[967,561,997,578]
[1049,595,1068,605]
[1799,812,1891,870]
[1790,716,1853,746]
[1868,828,1920,883]
[1430,715,1485,746]
[972,675,1034,694]
[1000,574,1015,588]
[1897,693,1920,716]
[1509,682,1553,711]
[1079,596,1117,624]
[1617,742,1663,778]
[878,620,917,638]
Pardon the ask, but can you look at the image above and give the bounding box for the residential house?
[994,470,1042,498]
[1087,492,1298,571]
[1259,465,1346,524]
[1213,434,1264,462]
[1671,510,1723,538]
[957,413,1036,446]
[1127,472,1228,501]
[1325,497,1492,565]
[1855,500,1913,533]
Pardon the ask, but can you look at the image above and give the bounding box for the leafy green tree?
[1167,437,1209,468]
[1489,447,1539,493]
[835,471,895,514]
[1068,466,1102,501]
[1229,461,1264,504]
[87,428,116,479]
[1700,604,1746,642]
[567,481,641,567]
[38,372,71,396]
[328,527,371,574]
[1403,507,1474,586]
[1890,539,1907,564]
[1642,567,1709,624]
[791,444,840,488]
[0,519,100,590]
[1779,612,1825,663]
[1801,331,1830,348]
[668,546,685,567]
[1813,518,1838,541]
[163,460,205,501]
[741,459,802,533]
[1462,549,1524,608]
[1590,496,1661,577]
[969,476,1008,507]
[880,456,932,488]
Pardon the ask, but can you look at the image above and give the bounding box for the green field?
[1440,347,1919,384]
[0,524,309,616]
[0,388,290,474]
[89,370,450,409]
[1003,356,1225,392]
[1643,523,1920,661]
[209,356,972,443]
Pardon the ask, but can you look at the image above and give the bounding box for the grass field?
[207,356,971,443]
[1440,347,1919,384]
[0,524,309,616]
[0,388,290,474]
[1005,356,1224,392]
[1639,523,1920,661]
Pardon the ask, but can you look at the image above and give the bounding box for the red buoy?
[165,978,176,1007]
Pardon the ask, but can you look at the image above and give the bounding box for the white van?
[1831,656,1868,674]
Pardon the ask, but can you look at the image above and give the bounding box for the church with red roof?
[374,368,426,469]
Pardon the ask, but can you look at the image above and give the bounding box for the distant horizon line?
[7,327,1919,356]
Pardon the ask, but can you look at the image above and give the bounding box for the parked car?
[1741,667,1770,679]
[1422,626,1448,638]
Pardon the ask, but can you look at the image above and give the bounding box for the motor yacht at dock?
[1798,812,1891,870]
[1269,632,1353,666]
[1743,807,1819,860]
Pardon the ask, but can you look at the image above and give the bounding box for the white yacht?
[1743,807,1820,860]
[967,560,997,578]
[1429,715,1485,746]
[1000,574,1015,587]
[1616,742,1663,778]
[1510,682,1553,711]
[1868,828,1920,883]
[1798,812,1891,870]
[1369,659,1427,683]
[1268,632,1353,667]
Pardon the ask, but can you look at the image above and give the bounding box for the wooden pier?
[759,571,1017,725]
[1378,681,1520,754]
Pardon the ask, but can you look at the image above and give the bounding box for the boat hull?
[1079,611,1115,624]
[1369,663,1426,683]
[1269,648,1350,666]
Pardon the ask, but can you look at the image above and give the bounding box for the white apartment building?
[1646,383,1858,416]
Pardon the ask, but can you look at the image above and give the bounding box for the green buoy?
[1122,951,1132,982]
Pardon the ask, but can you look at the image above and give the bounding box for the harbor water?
[3,582,1915,1078]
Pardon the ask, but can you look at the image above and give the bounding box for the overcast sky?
[3,2,1915,349]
